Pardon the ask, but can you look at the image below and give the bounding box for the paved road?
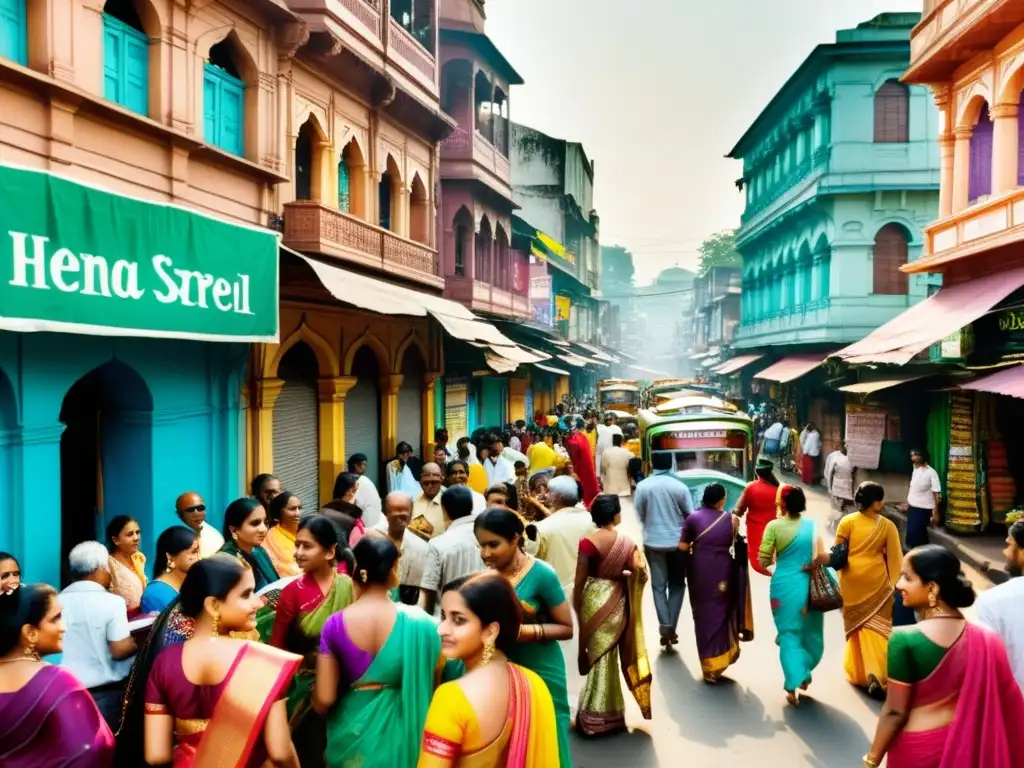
[558,490,986,768]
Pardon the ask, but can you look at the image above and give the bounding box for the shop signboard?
[444,382,469,443]
[845,408,886,470]
[530,265,553,326]
[929,327,973,362]
[0,164,279,342]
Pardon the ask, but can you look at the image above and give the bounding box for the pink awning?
[754,353,828,383]
[833,267,1024,366]
[961,365,1024,399]
[713,355,764,375]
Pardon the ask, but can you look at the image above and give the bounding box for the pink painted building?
[437,0,529,319]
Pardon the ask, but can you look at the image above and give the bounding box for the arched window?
[103,0,149,116]
[294,122,313,201]
[0,0,27,64]
[872,224,910,295]
[969,103,993,202]
[874,81,909,143]
[474,70,492,141]
[453,208,473,277]
[204,39,245,157]
[409,174,429,245]
[475,217,492,283]
[338,152,351,212]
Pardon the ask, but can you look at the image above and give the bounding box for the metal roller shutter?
[344,378,380,489]
[272,379,319,510]
[397,380,422,459]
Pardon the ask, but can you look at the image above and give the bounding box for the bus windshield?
[653,449,746,479]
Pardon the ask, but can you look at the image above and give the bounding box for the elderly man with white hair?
[533,474,597,594]
[59,540,138,730]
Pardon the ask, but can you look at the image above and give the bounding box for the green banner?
[0,164,279,342]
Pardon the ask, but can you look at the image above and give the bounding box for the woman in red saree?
[563,417,599,508]
[419,572,559,767]
[121,555,301,768]
[864,546,1024,768]
[733,458,780,576]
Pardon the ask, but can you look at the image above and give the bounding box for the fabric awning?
[754,353,827,383]
[838,374,927,394]
[690,351,712,360]
[574,341,619,363]
[713,355,764,375]
[557,353,590,368]
[290,249,519,349]
[485,352,519,374]
[533,362,572,376]
[833,268,1024,365]
[960,365,1024,399]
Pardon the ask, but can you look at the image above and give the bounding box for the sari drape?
[264,526,302,577]
[326,606,441,768]
[742,479,778,577]
[0,665,115,767]
[576,534,652,736]
[888,624,1024,768]
[769,518,824,692]
[837,513,902,690]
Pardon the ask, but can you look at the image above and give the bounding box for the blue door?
[479,378,507,429]
[203,62,245,156]
[102,14,148,116]
[0,0,26,64]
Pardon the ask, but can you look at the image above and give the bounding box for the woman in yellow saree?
[419,572,559,767]
[121,555,302,768]
[264,492,304,578]
[573,495,652,736]
[835,482,903,697]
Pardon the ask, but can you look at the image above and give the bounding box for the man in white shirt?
[375,491,428,604]
[799,422,822,484]
[601,434,634,497]
[762,419,786,457]
[409,462,446,540]
[60,541,137,729]
[903,448,942,549]
[349,453,383,529]
[444,459,487,512]
[484,433,516,486]
[534,475,597,594]
[421,486,485,614]
[595,413,623,474]
[386,441,421,496]
[175,491,224,557]
[976,520,1024,691]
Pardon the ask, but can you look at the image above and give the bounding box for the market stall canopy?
[832,268,1024,366]
[713,355,764,375]
[533,362,572,376]
[0,163,280,342]
[754,353,830,383]
[838,373,928,394]
[574,341,619,363]
[960,365,1024,399]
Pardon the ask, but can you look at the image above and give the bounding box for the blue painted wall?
[728,13,941,350]
[0,331,248,586]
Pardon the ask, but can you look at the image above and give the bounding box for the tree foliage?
[601,245,635,290]
[698,230,740,275]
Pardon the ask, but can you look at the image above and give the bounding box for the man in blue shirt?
[634,451,694,649]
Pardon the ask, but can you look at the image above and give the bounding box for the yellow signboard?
[554,295,571,322]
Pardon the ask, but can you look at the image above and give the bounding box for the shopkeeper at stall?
[902,448,942,549]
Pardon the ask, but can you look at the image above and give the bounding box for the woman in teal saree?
[314,536,442,768]
[758,486,830,706]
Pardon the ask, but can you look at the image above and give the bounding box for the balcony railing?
[440,127,511,183]
[742,147,830,224]
[388,17,435,82]
[283,201,442,288]
[444,274,530,318]
[341,0,382,38]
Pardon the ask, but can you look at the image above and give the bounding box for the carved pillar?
[991,103,1019,196]
[938,133,955,218]
[314,140,335,205]
[952,126,973,214]
[254,377,284,478]
[317,376,358,505]
[398,185,411,238]
[379,374,404,459]
[422,372,440,458]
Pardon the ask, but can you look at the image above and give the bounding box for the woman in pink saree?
[864,546,1024,768]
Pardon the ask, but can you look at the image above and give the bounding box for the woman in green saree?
[269,515,354,768]
[475,508,575,767]
[314,535,443,768]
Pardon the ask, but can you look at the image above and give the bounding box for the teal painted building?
[728,13,940,351]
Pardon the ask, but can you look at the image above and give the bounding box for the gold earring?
[24,640,39,661]
[232,531,239,541]
[166,563,174,574]
[481,640,495,666]
[928,590,938,609]
[211,612,221,638]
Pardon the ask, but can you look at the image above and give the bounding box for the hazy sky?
[485,0,923,285]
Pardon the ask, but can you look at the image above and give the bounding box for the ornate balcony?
[907,187,1024,274]
[283,201,443,289]
[440,126,511,185]
[906,0,1023,82]
[444,274,529,319]
[388,17,436,90]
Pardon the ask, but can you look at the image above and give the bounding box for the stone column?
[952,126,974,214]
[422,372,440,458]
[507,378,528,422]
[991,103,1020,196]
[938,133,955,218]
[379,374,404,459]
[317,376,358,506]
[254,377,284,477]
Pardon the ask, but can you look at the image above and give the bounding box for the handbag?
[829,541,849,570]
[809,564,843,612]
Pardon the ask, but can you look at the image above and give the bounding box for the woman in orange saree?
[419,572,559,767]
[573,496,651,736]
[119,555,301,768]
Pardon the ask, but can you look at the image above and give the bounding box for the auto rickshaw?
[639,396,755,481]
[598,379,641,415]
[645,379,726,408]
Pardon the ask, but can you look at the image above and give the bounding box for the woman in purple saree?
[0,584,115,767]
[679,483,754,684]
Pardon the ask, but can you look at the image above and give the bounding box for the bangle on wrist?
[862,754,879,767]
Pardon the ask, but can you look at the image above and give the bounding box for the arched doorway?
[273,343,320,510]
[409,174,429,245]
[59,361,153,584]
[379,155,402,232]
[397,345,425,458]
[345,347,382,489]
[873,224,910,295]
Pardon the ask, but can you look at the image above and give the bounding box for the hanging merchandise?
[946,391,982,533]
[981,394,1017,522]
